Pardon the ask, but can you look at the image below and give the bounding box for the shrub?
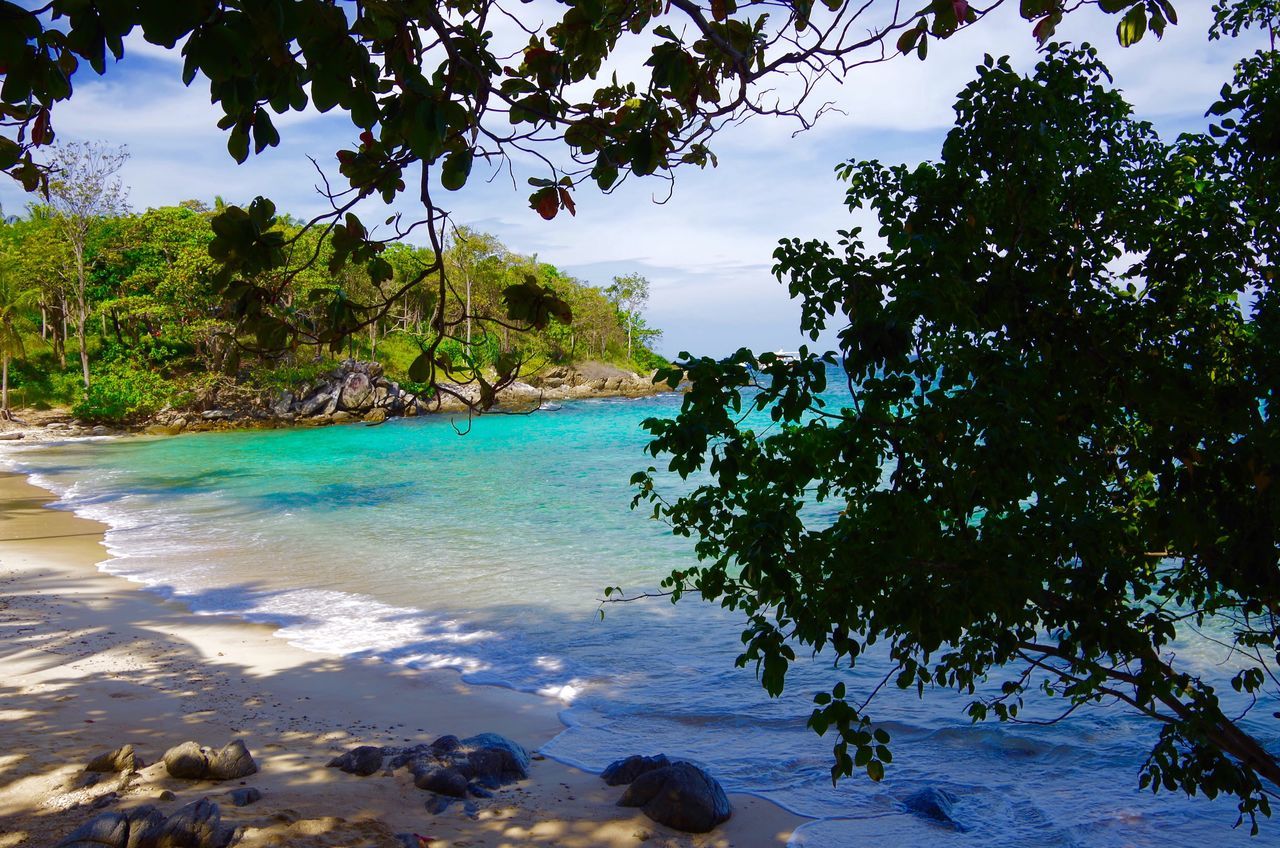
[73,361,176,423]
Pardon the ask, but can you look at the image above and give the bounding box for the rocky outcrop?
[55,802,224,848]
[611,758,731,833]
[85,745,144,774]
[328,732,530,801]
[162,740,257,781]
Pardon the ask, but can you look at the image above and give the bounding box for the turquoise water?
[5,394,1275,847]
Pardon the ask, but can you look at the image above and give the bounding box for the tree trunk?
[2,354,8,417]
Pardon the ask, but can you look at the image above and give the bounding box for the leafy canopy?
[0,0,1181,408]
[633,21,1280,832]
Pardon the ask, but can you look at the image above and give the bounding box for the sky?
[0,2,1266,358]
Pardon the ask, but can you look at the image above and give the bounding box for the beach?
[0,467,803,847]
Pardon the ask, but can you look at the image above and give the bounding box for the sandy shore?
[0,468,803,847]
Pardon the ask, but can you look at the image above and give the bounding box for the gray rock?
[327,745,383,776]
[617,761,732,833]
[46,421,68,429]
[162,740,256,781]
[903,787,967,831]
[338,371,373,411]
[0,432,23,440]
[228,787,261,807]
[156,798,226,848]
[92,425,111,436]
[430,735,461,754]
[459,733,530,783]
[125,806,166,848]
[207,740,257,780]
[271,391,294,416]
[163,742,209,780]
[298,389,334,417]
[57,812,130,847]
[601,754,670,786]
[467,784,494,799]
[413,766,469,798]
[200,409,233,421]
[424,794,455,815]
[86,745,144,774]
[370,386,390,408]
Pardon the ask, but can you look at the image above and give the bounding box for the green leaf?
[408,350,433,383]
[441,148,473,191]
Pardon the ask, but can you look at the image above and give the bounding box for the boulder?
[338,372,373,411]
[460,733,530,783]
[271,391,294,417]
[57,806,165,848]
[163,742,208,780]
[364,408,388,425]
[92,425,111,436]
[617,761,731,833]
[331,410,353,423]
[207,740,257,780]
[327,745,383,776]
[200,409,234,421]
[298,389,334,417]
[370,386,390,408]
[162,740,257,781]
[86,744,144,774]
[601,754,670,787]
[157,798,227,848]
[0,432,23,440]
[903,787,967,831]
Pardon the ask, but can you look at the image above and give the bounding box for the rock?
[157,798,227,848]
[86,745,144,774]
[467,784,494,799]
[57,807,165,848]
[228,787,261,807]
[338,371,373,411]
[601,754,670,787]
[57,812,130,847]
[163,742,209,780]
[0,432,23,440]
[93,792,120,809]
[413,766,469,798]
[298,389,333,417]
[207,740,257,780]
[157,790,176,802]
[370,386,390,408]
[903,787,967,831]
[430,735,461,754]
[46,421,68,430]
[200,409,233,421]
[162,740,256,781]
[617,761,731,833]
[460,733,530,783]
[271,391,294,417]
[125,806,166,848]
[92,425,111,435]
[330,410,353,423]
[364,408,388,424]
[327,745,383,776]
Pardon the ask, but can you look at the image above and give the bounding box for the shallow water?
[5,394,1276,847]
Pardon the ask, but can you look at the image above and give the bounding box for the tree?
[0,265,34,417]
[46,141,130,388]
[606,273,651,361]
[0,0,1183,411]
[632,23,1280,833]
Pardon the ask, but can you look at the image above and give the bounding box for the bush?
[73,361,176,423]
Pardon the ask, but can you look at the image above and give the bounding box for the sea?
[3,387,1276,847]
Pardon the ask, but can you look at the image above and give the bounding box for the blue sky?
[0,2,1264,357]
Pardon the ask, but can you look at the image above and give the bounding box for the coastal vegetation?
[636,2,1280,832]
[0,184,664,422]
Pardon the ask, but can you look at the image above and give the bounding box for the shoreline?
[0,466,804,847]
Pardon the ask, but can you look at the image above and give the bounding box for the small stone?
[467,784,494,799]
[425,794,454,815]
[229,787,261,807]
[157,790,177,801]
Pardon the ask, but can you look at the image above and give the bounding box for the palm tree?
[0,269,35,419]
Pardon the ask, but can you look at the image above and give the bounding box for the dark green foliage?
[74,359,176,423]
[635,40,1280,830]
